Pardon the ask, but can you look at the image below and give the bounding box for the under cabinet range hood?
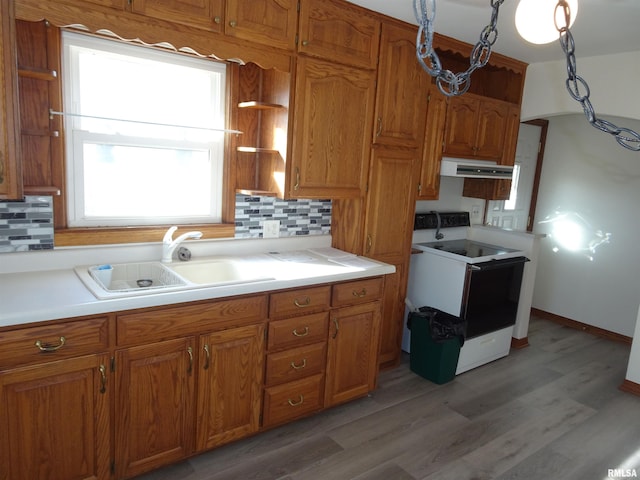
[440,158,514,179]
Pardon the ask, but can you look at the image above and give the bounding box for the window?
[62,32,227,227]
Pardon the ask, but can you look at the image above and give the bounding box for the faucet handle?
[163,226,178,244]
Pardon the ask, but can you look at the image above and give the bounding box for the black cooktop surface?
[417,239,518,258]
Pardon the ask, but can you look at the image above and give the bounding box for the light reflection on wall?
[538,210,611,261]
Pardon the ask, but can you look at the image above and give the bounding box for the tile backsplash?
[0,194,331,253]
[235,194,332,238]
[0,195,54,252]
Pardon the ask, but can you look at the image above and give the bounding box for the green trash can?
[408,307,465,384]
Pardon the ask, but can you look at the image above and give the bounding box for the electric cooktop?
[417,239,520,258]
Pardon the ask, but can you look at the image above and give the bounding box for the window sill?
[54,224,236,247]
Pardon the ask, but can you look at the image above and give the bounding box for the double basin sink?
[79,258,275,299]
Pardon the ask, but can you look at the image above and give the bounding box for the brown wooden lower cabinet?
[0,277,384,479]
[0,354,111,480]
[325,301,381,407]
[196,324,265,451]
[115,337,196,479]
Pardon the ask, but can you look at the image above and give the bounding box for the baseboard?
[511,337,529,349]
[531,308,632,345]
[619,379,640,397]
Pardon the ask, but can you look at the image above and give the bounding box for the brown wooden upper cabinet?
[442,94,511,161]
[373,22,429,149]
[462,103,521,201]
[298,0,381,69]
[129,0,225,33]
[0,0,23,200]
[289,56,376,198]
[417,84,448,200]
[225,0,298,51]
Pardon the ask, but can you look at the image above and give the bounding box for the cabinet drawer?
[265,342,326,386]
[267,312,328,351]
[117,295,268,346]
[331,277,384,307]
[262,373,324,427]
[0,316,111,369]
[269,286,331,319]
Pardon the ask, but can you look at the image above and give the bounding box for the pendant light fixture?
[515,0,578,45]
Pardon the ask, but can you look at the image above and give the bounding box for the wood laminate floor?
[137,316,640,480]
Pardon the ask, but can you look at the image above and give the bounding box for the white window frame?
[62,31,227,228]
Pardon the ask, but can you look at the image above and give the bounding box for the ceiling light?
[515,0,578,45]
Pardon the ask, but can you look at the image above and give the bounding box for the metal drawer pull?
[293,296,311,307]
[288,395,304,407]
[332,318,339,339]
[187,347,194,374]
[290,358,307,370]
[292,326,309,337]
[99,365,107,394]
[203,344,210,370]
[35,336,66,352]
[352,288,367,298]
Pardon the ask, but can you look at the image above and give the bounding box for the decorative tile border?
[0,195,54,252]
[235,194,332,238]
[0,194,332,253]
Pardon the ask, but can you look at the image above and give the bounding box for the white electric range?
[404,211,528,375]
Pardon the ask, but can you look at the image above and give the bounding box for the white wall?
[521,51,640,122]
[522,50,640,337]
[530,114,640,336]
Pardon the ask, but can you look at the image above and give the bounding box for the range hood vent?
[440,158,514,179]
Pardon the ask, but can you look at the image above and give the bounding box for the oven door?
[462,256,528,339]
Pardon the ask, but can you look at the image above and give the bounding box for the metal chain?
[555,1,640,151]
[414,0,505,97]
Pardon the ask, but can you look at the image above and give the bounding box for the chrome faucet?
[161,226,203,263]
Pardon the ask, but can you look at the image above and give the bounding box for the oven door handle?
[468,256,529,271]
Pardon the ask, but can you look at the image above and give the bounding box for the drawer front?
[456,326,514,375]
[265,342,326,386]
[117,295,268,346]
[331,277,384,307]
[267,312,328,351]
[262,373,324,427]
[269,286,331,319]
[0,316,111,369]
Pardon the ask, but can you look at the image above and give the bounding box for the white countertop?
[0,248,394,328]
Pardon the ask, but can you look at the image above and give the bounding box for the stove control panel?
[414,212,470,230]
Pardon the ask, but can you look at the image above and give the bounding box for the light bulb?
[515,0,579,45]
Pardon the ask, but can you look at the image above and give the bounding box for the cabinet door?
[462,104,520,200]
[442,95,479,158]
[290,57,376,198]
[325,302,381,407]
[115,337,196,479]
[475,100,509,159]
[0,0,23,200]
[298,0,380,69]
[363,147,418,260]
[373,23,429,148]
[493,104,521,199]
[378,262,407,369]
[417,87,447,200]
[225,0,298,50]
[0,355,110,480]
[130,0,224,32]
[196,324,264,451]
